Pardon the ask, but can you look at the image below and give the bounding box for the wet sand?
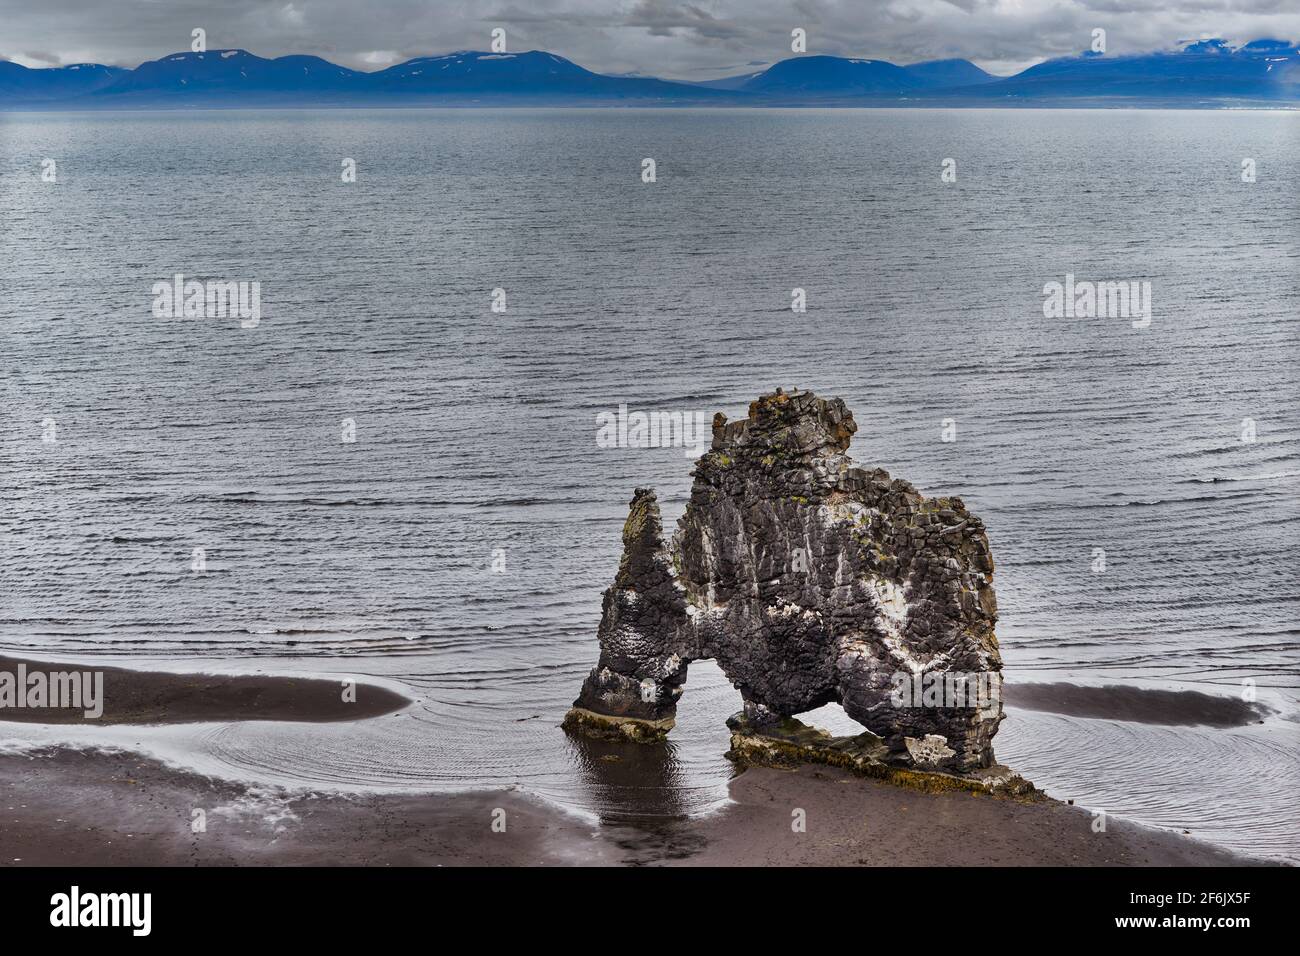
[0,747,1268,867]
[0,655,409,724]
[1002,682,1273,728]
[0,657,1273,866]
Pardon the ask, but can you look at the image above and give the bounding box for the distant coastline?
[2,38,1298,111]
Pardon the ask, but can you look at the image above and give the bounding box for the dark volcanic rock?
[565,389,1004,773]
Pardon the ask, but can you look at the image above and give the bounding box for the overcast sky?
[2,0,1297,79]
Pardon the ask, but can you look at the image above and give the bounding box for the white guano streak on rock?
[866,575,924,673]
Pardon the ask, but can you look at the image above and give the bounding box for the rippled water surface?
[2,109,1297,861]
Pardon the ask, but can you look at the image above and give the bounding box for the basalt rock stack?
[564,389,1006,777]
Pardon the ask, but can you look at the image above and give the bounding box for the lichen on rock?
[564,388,1006,775]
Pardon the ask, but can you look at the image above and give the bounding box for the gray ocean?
[2,108,1297,862]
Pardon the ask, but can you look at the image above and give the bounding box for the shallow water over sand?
[1,108,1297,861]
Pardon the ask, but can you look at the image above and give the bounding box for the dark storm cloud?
[0,0,1295,77]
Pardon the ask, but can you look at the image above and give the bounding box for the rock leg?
[563,489,693,742]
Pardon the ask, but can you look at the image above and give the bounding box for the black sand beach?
[0,747,1267,868]
[0,656,1275,867]
[0,656,409,724]
[1002,682,1272,728]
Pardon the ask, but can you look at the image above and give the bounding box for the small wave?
[1111,492,1256,508]
[1187,471,1300,484]
[181,492,464,508]
[472,496,602,508]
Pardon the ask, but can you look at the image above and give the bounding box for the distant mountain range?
[2,39,1297,109]
[691,55,998,94]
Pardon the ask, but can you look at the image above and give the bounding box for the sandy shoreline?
[1002,681,1272,727]
[0,655,409,724]
[0,747,1270,867]
[0,655,1276,866]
